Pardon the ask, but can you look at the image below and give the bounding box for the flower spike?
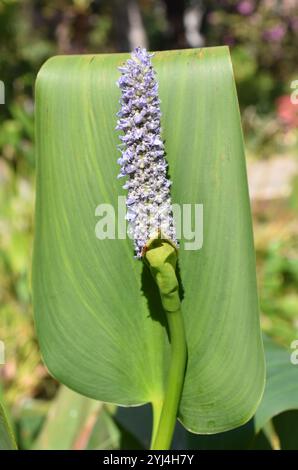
[116,47,177,258]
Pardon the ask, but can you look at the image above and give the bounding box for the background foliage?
[0,0,297,449]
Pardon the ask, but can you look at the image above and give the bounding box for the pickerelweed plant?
[33,46,266,453]
[116,47,187,450]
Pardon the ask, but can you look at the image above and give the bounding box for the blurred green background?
[0,0,297,449]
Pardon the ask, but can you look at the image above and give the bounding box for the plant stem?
[150,399,163,447]
[151,307,187,450]
[144,237,187,450]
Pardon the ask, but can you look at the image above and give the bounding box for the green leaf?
[0,401,17,450]
[33,386,101,450]
[110,336,298,449]
[14,399,49,450]
[33,47,265,434]
[255,336,298,432]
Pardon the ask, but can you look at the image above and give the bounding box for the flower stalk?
[116,47,187,450]
[144,238,187,450]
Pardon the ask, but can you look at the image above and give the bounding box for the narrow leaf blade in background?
[0,400,17,450]
[33,386,101,450]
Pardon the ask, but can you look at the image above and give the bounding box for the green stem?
[150,399,163,447]
[144,237,187,450]
[151,307,187,450]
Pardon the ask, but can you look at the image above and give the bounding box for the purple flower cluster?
[116,47,177,258]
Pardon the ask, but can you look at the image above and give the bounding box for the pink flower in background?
[263,24,286,42]
[276,95,298,128]
[237,1,254,16]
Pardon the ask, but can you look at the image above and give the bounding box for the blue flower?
[116,47,177,258]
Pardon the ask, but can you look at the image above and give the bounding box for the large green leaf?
[114,335,298,449]
[33,47,265,434]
